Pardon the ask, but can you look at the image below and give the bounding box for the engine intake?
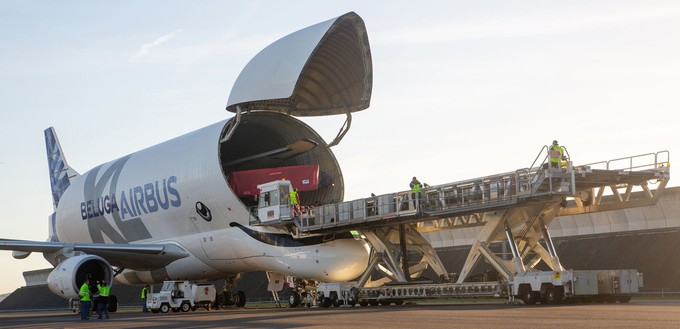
[47,255,113,299]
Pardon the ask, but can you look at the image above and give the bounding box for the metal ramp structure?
[251,148,670,288]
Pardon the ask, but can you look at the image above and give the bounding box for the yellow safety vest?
[98,284,110,297]
[289,191,299,205]
[141,287,148,298]
[79,283,91,302]
[549,145,564,163]
[411,183,422,193]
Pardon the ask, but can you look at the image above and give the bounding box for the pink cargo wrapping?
[229,165,319,197]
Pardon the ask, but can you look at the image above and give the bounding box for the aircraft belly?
[199,227,369,281]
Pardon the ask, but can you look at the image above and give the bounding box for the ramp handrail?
[581,150,669,172]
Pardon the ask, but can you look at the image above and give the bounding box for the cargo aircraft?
[0,12,373,305]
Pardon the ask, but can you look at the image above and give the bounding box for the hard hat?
[552,140,558,145]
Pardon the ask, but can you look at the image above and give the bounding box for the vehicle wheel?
[320,297,332,308]
[171,307,180,313]
[394,300,404,306]
[332,297,341,308]
[379,300,391,306]
[545,286,563,305]
[359,301,369,307]
[522,289,536,305]
[108,295,118,312]
[160,304,170,313]
[289,291,301,308]
[235,291,247,308]
[151,309,160,314]
[181,302,191,312]
[218,292,227,307]
[618,295,632,303]
[369,300,379,306]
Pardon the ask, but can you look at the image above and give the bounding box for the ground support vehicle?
[147,281,216,313]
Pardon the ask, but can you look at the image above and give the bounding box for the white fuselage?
[54,120,369,285]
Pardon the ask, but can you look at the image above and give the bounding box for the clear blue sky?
[1,1,678,294]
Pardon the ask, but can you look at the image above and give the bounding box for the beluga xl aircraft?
[0,11,372,307]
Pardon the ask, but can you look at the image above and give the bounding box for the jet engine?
[47,254,113,299]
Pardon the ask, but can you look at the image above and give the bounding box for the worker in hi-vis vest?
[289,188,300,216]
[549,140,565,169]
[97,281,110,319]
[410,177,422,209]
[141,285,149,313]
[79,277,91,320]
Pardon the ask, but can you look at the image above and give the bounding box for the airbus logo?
[80,176,181,220]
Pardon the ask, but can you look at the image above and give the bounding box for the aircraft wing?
[0,238,189,270]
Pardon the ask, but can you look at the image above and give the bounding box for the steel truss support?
[456,201,565,283]
[358,224,449,287]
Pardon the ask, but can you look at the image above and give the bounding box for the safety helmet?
[552,140,558,145]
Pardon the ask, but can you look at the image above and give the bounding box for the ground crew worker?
[79,278,91,320]
[410,177,422,209]
[549,140,565,169]
[97,281,110,319]
[141,285,149,313]
[289,188,300,217]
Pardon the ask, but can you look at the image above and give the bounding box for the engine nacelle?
[47,255,113,299]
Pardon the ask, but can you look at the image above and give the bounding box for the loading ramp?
[251,148,669,293]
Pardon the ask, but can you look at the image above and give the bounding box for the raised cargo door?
[226,12,373,117]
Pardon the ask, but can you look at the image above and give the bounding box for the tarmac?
[1,300,679,329]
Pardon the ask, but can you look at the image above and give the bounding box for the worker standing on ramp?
[290,188,300,217]
[549,140,565,169]
[410,177,422,209]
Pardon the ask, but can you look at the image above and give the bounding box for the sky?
[0,1,678,295]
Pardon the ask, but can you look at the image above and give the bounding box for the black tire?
[394,300,404,306]
[369,300,379,306]
[320,297,332,308]
[108,295,118,313]
[545,286,563,305]
[289,291,301,308]
[180,302,191,312]
[522,289,536,305]
[171,307,180,313]
[332,297,340,308]
[359,301,369,307]
[160,304,170,313]
[235,291,246,308]
[218,292,226,307]
[379,300,391,306]
[151,309,160,314]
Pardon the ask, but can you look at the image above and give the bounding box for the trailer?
[313,269,642,307]
[147,281,216,313]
